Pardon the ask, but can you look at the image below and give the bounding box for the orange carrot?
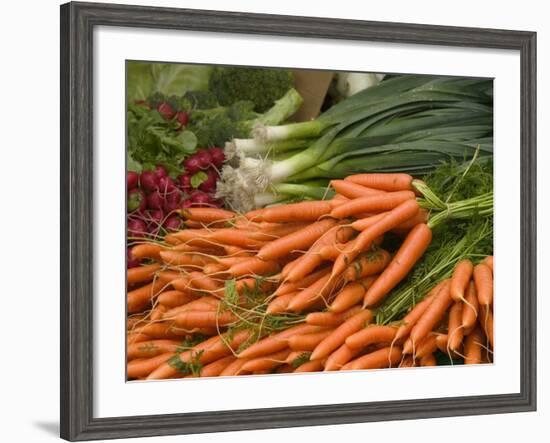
[305,306,362,327]
[294,359,325,373]
[464,326,484,364]
[162,298,219,319]
[199,355,237,377]
[159,251,214,267]
[174,311,237,328]
[330,191,416,219]
[257,219,337,261]
[127,263,161,285]
[156,270,185,284]
[274,267,331,297]
[127,332,151,345]
[127,279,168,313]
[171,243,224,255]
[266,291,297,314]
[148,330,252,380]
[330,180,385,199]
[394,208,429,230]
[248,200,335,223]
[310,310,372,360]
[462,281,479,333]
[131,243,164,261]
[413,333,439,359]
[240,349,292,373]
[330,276,376,313]
[343,249,390,281]
[219,358,250,376]
[419,354,436,367]
[127,352,175,379]
[249,222,310,241]
[344,346,402,370]
[287,329,334,351]
[393,290,438,342]
[450,259,474,302]
[286,273,338,312]
[350,212,389,231]
[399,356,415,368]
[473,263,493,306]
[332,199,420,278]
[150,304,167,321]
[157,290,197,308]
[345,173,413,192]
[203,263,228,275]
[483,256,494,273]
[324,344,361,371]
[227,258,280,278]
[435,334,448,353]
[447,301,464,352]
[286,225,355,283]
[127,339,183,360]
[364,224,432,307]
[237,324,320,359]
[408,279,452,350]
[479,305,494,348]
[345,325,397,350]
[180,207,235,224]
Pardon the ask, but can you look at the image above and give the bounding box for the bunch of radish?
[127,147,225,268]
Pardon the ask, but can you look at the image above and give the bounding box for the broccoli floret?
[188,108,249,147]
[183,90,219,110]
[209,67,294,113]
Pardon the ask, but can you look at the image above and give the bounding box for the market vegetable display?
[126,168,494,379]
[218,75,493,211]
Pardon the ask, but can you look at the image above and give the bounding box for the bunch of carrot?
[126,173,493,380]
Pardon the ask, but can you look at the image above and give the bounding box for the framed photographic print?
[60,1,537,441]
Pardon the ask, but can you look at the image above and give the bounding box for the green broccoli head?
[209,67,294,113]
[183,90,219,110]
[226,100,258,122]
[187,108,250,147]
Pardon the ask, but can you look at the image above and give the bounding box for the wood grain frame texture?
[60,1,537,441]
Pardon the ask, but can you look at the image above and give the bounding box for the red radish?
[127,171,139,190]
[209,147,225,168]
[195,149,212,169]
[127,189,146,213]
[158,176,177,195]
[157,102,175,120]
[127,248,141,268]
[128,218,148,238]
[177,174,192,192]
[198,168,218,193]
[147,191,165,210]
[181,199,193,209]
[140,170,159,193]
[183,156,201,174]
[176,111,189,127]
[191,191,212,207]
[163,214,182,231]
[163,192,182,214]
[145,208,164,227]
[154,165,168,179]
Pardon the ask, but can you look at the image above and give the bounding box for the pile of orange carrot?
[126,173,493,380]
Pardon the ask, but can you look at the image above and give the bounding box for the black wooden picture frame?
[60,1,537,441]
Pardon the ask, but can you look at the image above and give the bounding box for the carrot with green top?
[350,212,388,231]
[128,279,168,314]
[483,256,494,273]
[159,251,214,267]
[462,281,479,333]
[131,243,164,261]
[364,223,432,307]
[447,301,464,352]
[266,291,298,315]
[324,344,361,371]
[174,311,237,329]
[479,305,494,348]
[240,349,292,373]
[330,191,416,219]
[294,359,324,373]
[127,352,175,379]
[199,355,237,377]
[274,267,330,297]
[286,272,337,312]
[127,339,183,360]
[157,290,198,308]
[464,326,484,364]
[227,258,280,278]
[345,173,413,192]
[180,207,235,224]
[287,329,334,351]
